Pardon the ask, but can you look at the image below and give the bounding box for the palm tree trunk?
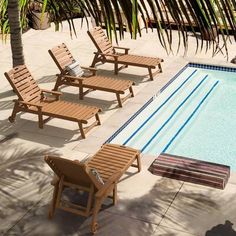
[8,0,25,67]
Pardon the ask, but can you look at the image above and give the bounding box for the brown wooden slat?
[51,46,71,56]
[98,152,135,162]
[54,52,73,61]
[100,42,113,50]
[57,58,73,68]
[83,76,131,92]
[46,101,69,114]
[13,73,31,82]
[88,160,122,170]
[90,155,129,166]
[43,101,97,121]
[94,152,133,162]
[100,148,137,157]
[13,67,29,76]
[22,84,40,96]
[102,144,139,154]
[89,159,126,169]
[71,107,93,120]
[18,81,34,92]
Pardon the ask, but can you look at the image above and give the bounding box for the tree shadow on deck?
[5,171,236,236]
[0,117,83,147]
[0,137,59,235]
[0,100,14,111]
[36,75,57,85]
[0,89,15,99]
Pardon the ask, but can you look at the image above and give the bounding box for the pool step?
[149,153,230,189]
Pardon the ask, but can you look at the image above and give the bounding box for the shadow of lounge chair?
[4,65,101,139]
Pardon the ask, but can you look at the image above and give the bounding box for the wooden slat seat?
[49,43,135,107]
[39,100,98,123]
[87,26,164,80]
[106,54,163,68]
[45,144,141,234]
[4,65,101,139]
[87,143,141,182]
[71,75,131,94]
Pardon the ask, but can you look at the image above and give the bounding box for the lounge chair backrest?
[48,43,75,72]
[4,65,41,104]
[45,155,102,189]
[88,27,115,55]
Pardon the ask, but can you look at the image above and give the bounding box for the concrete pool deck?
[0,18,236,235]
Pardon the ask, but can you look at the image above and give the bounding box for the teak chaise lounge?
[87,26,164,80]
[45,143,141,234]
[48,43,134,107]
[4,65,101,139]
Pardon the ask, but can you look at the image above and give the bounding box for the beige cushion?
[66,60,84,77]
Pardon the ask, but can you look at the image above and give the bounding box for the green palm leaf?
[1,0,236,66]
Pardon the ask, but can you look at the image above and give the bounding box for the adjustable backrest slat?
[17,79,37,92]
[88,27,115,55]
[4,65,41,104]
[49,43,75,72]
[44,155,102,190]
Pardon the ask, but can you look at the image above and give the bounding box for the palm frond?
[1,0,236,61]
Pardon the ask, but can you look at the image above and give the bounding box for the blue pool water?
[107,64,236,170]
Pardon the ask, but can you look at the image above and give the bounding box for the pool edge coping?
[105,62,236,144]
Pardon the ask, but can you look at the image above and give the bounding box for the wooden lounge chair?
[87,26,164,80]
[45,143,141,234]
[48,43,134,107]
[4,65,101,139]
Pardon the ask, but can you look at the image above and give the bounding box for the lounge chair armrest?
[80,66,97,76]
[41,89,62,96]
[80,66,97,72]
[41,89,62,100]
[63,75,84,83]
[113,46,130,54]
[113,46,130,50]
[95,171,122,198]
[94,52,119,60]
[18,100,43,109]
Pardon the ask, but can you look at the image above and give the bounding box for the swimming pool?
[107,63,236,170]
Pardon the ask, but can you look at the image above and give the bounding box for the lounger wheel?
[91,223,98,234]
[8,116,15,123]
